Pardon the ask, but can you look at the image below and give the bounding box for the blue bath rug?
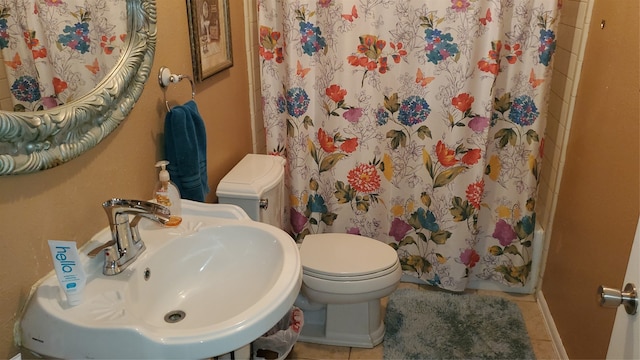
[384,288,535,360]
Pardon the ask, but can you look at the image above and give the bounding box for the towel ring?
[158,66,196,112]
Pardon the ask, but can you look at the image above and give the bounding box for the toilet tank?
[216,154,285,228]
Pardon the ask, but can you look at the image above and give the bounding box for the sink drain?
[164,310,186,323]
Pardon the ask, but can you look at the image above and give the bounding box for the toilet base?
[297,300,385,348]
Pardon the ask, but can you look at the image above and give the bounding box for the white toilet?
[216,154,402,348]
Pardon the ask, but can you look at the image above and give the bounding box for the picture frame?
[187,0,233,81]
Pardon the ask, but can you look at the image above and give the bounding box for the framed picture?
[187,0,233,81]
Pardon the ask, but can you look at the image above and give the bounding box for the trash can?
[252,307,304,360]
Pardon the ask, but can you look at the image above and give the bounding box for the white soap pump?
[154,160,182,226]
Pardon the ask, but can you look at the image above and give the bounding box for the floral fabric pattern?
[0,0,126,111]
[259,0,558,291]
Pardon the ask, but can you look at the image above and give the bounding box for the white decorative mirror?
[0,0,156,175]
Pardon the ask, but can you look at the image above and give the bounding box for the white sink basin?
[18,200,302,359]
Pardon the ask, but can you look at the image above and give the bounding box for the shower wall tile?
[567,27,583,58]
[552,47,578,82]
[546,100,570,187]
[537,178,549,206]
[581,0,594,27]
[545,103,568,153]
[555,22,570,46]
[0,59,6,86]
[537,190,548,226]
[538,181,556,231]
[549,127,564,171]
[0,80,9,108]
[556,24,576,53]
[537,0,594,296]
[560,1,578,24]
[541,138,559,180]
[546,92,563,121]
[544,117,559,154]
[565,52,578,81]
[576,1,589,26]
[540,151,555,196]
[560,0,586,28]
[550,70,573,100]
[0,53,12,111]
[552,47,571,77]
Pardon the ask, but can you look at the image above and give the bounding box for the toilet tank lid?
[216,154,285,199]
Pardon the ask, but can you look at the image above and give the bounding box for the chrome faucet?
[89,199,171,275]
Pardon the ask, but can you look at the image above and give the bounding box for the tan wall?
[542,0,640,358]
[0,1,253,357]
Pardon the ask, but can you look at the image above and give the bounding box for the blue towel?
[164,100,209,202]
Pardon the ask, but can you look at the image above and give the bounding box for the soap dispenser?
[154,160,182,226]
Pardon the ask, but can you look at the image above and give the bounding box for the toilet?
[216,154,402,348]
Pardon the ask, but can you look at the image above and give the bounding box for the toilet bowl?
[296,233,401,347]
[216,154,402,348]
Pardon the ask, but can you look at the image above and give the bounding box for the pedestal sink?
[17,200,302,359]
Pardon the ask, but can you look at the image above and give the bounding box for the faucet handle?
[87,240,122,275]
[102,244,121,275]
[88,240,116,258]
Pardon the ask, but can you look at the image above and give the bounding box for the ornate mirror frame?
[0,0,157,175]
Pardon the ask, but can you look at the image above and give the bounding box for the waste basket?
[252,307,303,360]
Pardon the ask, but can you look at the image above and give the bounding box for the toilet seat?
[300,233,399,278]
[299,233,402,299]
[303,262,398,282]
[302,261,401,295]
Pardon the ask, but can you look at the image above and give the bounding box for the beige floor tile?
[517,300,552,341]
[476,289,537,302]
[396,282,420,290]
[531,339,560,360]
[349,344,383,360]
[286,342,350,360]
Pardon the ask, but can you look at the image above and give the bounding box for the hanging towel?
[164,100,209,202]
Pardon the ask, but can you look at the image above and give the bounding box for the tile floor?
[286,282,559,360]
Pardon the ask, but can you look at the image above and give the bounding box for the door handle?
[598,283,638,315]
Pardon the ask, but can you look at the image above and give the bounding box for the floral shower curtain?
[0,0,127,111]
[259,0,558,291]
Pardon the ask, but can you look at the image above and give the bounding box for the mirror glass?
[0,0,156,175]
